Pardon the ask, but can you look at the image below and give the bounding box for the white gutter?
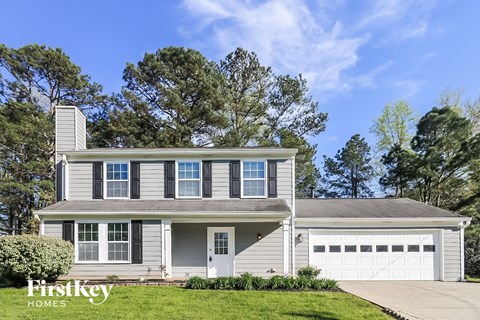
[295,217,472,228]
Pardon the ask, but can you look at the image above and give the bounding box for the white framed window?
[75,221,130,263]
[105,162,129,198]
[176,161,201,198]
[77,223,99,262]
[108,223,129,261]
[241,160,267,198]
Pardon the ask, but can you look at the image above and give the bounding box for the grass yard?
[0,286,391,320]
[465,275,480,283]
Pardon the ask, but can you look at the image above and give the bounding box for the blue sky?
[1,0,479,164]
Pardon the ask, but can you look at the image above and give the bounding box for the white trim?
[161,222,165,272]
[74,108,78,150]
[61,148,298,161]
[74,220,131,264]
[291,156,296,276]
[63,155,69,201]
[283,219,289,275]
[296,217,471,228]
[460,226,465,281]
[175,160,202,199]
[163,219,172,279]
[40,218,45,235]
[207,226,235,278]
[240,160,268,199]
[440,228,445,281]
[103,161,130,199]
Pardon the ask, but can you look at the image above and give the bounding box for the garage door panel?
[309,230,440,281]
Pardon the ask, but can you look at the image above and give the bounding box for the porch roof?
[36,199,292,218]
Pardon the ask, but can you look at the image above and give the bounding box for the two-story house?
[36,106,471,282]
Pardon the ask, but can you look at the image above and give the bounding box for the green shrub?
[465,232,480,277]
[296,276,312,289]
[297,266,321,279]
[235,272,254,290]
[106,275,120,283]
[268,275,284,290]
[185,276,209,289]
[251,276,267,290]
[210,277,235,290]
[282,276,297,290]
[0,235,74,286]
[310,278,338,291]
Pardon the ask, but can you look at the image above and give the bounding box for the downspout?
[62,155,69,201]
[290,156,296,277]
[460,220,471,281]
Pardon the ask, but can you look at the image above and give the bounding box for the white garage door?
[309,230,440,280]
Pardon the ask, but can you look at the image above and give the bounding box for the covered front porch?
[170,221,290,279]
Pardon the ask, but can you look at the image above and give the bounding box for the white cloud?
[180,0,435,95]
[181,0,368,93]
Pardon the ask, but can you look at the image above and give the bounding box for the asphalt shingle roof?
[296,198,463,218]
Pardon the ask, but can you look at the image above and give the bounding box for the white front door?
[207,227,235,278]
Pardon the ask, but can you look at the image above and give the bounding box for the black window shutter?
[202,161,212,198]
[92,162,103,199]
[130,162,140,199]
[131,220,143,264]
[230,161,241,198]
[62,221,75,244]
[164,161,175,198]
[267,160,277,198]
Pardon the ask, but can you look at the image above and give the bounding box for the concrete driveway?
[339,281,480,320]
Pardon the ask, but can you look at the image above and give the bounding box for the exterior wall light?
[257,233,262,240]
[297,234,304,243]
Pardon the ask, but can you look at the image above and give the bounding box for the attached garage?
[295,198,471,282]
[308,230,440,280]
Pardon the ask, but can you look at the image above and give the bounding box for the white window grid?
[105,162,129,199]
[75,221,131,264]
[77,223,99,262]
[107,223,129,261]
[176,161,201,198]
[241,160,267,198]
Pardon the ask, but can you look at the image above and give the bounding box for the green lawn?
[0,286,391,320]
[465,275,480,283]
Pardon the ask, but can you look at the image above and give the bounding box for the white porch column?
[283,219,290,276]
[163,219,172,279]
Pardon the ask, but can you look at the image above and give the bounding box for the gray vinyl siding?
[211,161,230,199]
[294,227,310,272]
[210,159,293,206]
[68,163,93,200]
[43,220,163,280]
[172,223,285,278]
[56,108,76,153]
[443,227,462,281]
[75,108,86,149]
[140,162,164,200]
[44,220,63,238]
[276,159,293,208]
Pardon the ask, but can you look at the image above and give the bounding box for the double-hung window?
[76,221,130,263]
[177,161,201,197]
[106,162,129,198]
[108,223,129,261]
[77,223,99,262]
[242,161,266,197]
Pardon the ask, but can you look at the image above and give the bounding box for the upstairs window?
[106,163,129,198]
[177,161,201,197]
[242,161,266,197]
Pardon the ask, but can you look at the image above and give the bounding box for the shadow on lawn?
[284,312,339,320]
